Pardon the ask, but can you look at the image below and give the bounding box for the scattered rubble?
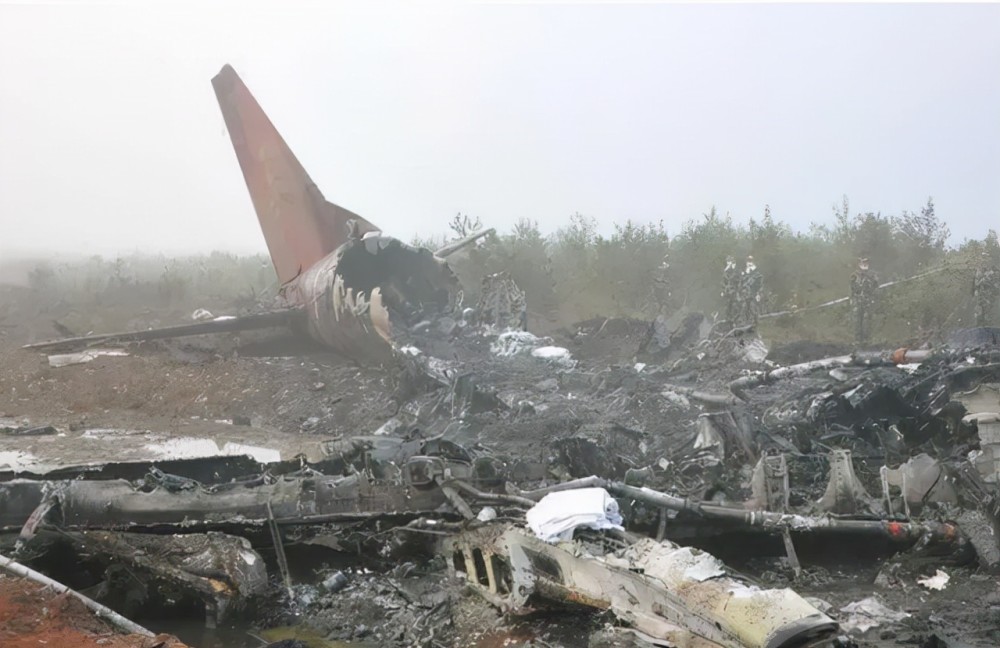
[7,307,1000,647]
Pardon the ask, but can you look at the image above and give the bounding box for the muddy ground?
[0,574,188,648]
[1,282,999,647]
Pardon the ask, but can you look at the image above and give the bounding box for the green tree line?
[432,198,999,344]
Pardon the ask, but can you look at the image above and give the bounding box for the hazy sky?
[2,1,999,258]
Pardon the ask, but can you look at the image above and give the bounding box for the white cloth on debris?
[526,488,624,543]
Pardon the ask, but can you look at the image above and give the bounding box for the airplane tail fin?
[212,64,378,285]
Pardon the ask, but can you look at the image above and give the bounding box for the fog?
[1,1,998,259]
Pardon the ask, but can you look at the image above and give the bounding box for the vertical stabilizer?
[212,64,379,284]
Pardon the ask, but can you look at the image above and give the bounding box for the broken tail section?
[211,64,379,285]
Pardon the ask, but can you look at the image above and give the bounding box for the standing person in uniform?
[973,251,1000,326]
[651,253,673,315]
[849,257,879,344]
[739,256,763,327]
[721,256,740,324]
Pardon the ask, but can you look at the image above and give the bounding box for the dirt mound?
[0,574,187,648]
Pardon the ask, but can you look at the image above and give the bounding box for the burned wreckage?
[6,64,1000,647]
[7,322,1000,646]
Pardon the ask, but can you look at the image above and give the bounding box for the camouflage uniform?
[974,255,1000,326]
[849,260,879,344]
[652,254,671,313]
[738,258,763,327]
[721,257,739,323]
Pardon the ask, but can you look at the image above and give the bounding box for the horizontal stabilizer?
[23,310,299,353]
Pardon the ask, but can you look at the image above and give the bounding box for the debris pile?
[5,318,1000,646]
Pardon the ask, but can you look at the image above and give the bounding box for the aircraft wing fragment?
[22,310,300,353]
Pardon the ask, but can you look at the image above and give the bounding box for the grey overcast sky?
[1,1,999,258]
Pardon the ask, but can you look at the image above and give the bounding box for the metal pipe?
[728,348,936,396]
[512,476,609,501]
[607,482,957,543]
[728,355,858,395]
[449,480,537,509]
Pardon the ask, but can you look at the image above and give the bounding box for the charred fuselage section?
[284,235,460,362]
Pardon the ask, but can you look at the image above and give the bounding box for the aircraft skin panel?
[211,65,378,287]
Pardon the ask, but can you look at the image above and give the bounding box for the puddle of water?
[0,450,38,471]
[141,620,264,648]
[143,437,281,463]
[262,626,365,647]
[222,442,281,463]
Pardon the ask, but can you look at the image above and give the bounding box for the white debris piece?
[526,488,623,543]
[634,363,647,373]
[491,330,545,357]
[48,348,129,368]
[840,597,909,634]
[660,546,726,582]
[476,507,497,522]
[828,368,850,382]
[661,390,691,409]
[531,346,575,367]
[192,308,214,321]
[491,331,575,367]
[373,418,404,436]
[917,569,950,590]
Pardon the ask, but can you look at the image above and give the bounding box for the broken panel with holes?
[446,523,838,648]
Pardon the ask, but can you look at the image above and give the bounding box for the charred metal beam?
[727,348,937,397]
[1,460,472,533]
[608,481,961,545]
[506,477,962,547]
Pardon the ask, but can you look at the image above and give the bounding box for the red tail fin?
[212,64,379,285]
